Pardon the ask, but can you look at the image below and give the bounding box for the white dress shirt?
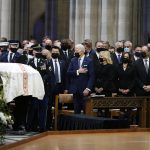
[143,58,149,72]
[8,51,15,62]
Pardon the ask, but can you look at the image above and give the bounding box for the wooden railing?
[55,95,150,130]
[85,96,148,128]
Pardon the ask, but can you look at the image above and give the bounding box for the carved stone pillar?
[0,0,12,39]
[141,0,150,44]
[11,0,30,40]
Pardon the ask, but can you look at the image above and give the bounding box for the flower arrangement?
[0,98,13,145]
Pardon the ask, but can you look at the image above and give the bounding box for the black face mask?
[117,47,123,53]
[134,52,141,57]
[122,58,130,64]
[45,45,51,50]
[52,53,59,59]
[61,45,68,51]
[10,48,17,53]
[84,51,88,55]
[99,58,104,63]
[23,51,28,55]
[42,55,47,59]
[141,52,147,58]
[96,48,105,52]
[74,52,80,58]
[28,50,33,56]
[35,53,42,58]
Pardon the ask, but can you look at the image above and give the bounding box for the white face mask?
[124,47,130,52]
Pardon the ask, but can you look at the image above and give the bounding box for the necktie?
[145,59,149,74]
[9,53,13,62]
[54,60,59,83]
[118,54,121,63]
[64,51,68,58]
[78,58,81,68]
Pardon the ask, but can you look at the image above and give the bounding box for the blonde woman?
[94,51,116,97]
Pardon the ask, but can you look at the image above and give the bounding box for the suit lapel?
[82,57,88,68]
[74,57,79,69]
[59,60,63,73]
[140,59,147,74]
[147,59,150,75]
[48,60,54,73]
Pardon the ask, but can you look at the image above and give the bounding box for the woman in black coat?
[115,52,136,96]
[94,51,116,97]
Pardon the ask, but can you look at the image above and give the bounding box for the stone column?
[84,0,91,38]
[57,0,70,39]
[45,0,58,40]
[74,0,85,44]
[90,0,99,44]
[141,0,150,44]
[117,0,133,41]
[69,0,76,40]
[131,0,142,45]
[0,0,12,39]
[107,0,118,45]
[101,0,108,41]
[69,0,142,46]
[11,0,30,40]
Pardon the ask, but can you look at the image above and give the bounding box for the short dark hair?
[51,46,60,51]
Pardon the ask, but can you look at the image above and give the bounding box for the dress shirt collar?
[52,58,59,62]
[115,52,122,57]
[143,57,149,63]
[96,52,100,58]
[79,55,85,61]
[63,49,68,53]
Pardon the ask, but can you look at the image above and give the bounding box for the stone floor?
[2,130,39,145]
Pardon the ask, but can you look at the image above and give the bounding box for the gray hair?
[75,44,85,52]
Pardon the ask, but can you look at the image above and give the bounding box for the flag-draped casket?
[0,63,45,103]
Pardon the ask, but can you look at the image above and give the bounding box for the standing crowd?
[0,36,150,132]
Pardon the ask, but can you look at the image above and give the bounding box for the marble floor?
[2,131,39,145]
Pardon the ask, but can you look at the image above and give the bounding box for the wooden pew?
[85,96,147,127]
[54,94,73,130]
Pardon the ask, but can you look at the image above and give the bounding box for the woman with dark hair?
[115,52,137,124]
[115,52,136,96]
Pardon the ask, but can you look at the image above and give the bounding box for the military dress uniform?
[26,55,48,132]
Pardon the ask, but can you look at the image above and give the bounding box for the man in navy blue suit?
[0,40,21,63]
[45,46,67,129]
[67,44,94,114]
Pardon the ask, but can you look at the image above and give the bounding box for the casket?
[0,63,45,103]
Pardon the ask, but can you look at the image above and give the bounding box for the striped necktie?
[9,53,13,62]
[54,60,59,83]
[118,54,121,63]
[145,59,149,74]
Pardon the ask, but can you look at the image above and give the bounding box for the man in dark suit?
[134,46,150,96]
[0,41,9,56]
[111,41,124,66]
[82,39,96,59]
[0,40,21,63]
[67,44,94,114]
[92,41,106,75]
[0,40,28,131]
[45,46,67,129]
[132,45,142,63]
[59,39,74,67]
